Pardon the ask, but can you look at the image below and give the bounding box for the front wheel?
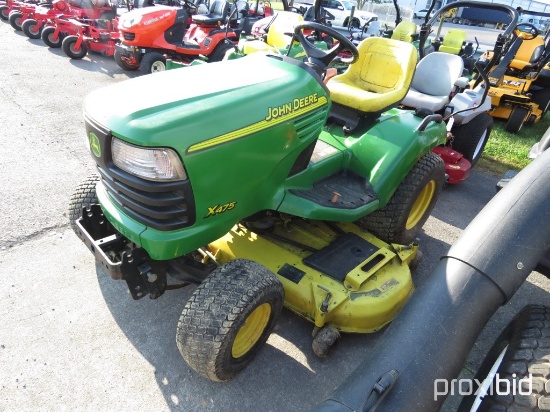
[22,18,41,39]
[0,6,10,20]
[68,174,99,234]
[114,49,140,71]
[208,40,235,62]
[140,51,166,74]
[458,305,550,411]
[176,259,284,382]
[9,11,23,31]
[357,152,445,244]
[62,35,88,59]
[41,26,63,48]
[452,113,493,167]
[506,106,529,133]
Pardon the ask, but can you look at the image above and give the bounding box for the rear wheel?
[506,106,529,133]
[357,152,445,244]
[209,40,234,62]
[114,49,140,71]
[62,35,88,59]
[140,51,166,74]
[41,26,63,48]
[176,259,284,382]
[532,88,550,120]
[458,305,550,411]
[452,113,493,167]
[68,174,99,234]
[22,19,41,39]
[0,6,9,20]
[9,11,23,31]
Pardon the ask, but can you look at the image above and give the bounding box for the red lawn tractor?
[61,17,119,58]
[114,0,273,73]
[9,0,115,36]
[0,0,39,21]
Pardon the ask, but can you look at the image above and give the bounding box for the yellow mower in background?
[483,20,550,133]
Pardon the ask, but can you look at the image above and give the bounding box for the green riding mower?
[70,22,450,382]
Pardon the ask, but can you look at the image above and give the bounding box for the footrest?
[290,170,377,209]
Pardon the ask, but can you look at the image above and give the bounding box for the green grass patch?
[478,115,550,175]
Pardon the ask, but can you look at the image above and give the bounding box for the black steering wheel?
[181,0,198,10]
[513,23,539,40]
[292,21,359,68]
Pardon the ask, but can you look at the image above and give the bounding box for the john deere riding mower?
[70,22,449,381]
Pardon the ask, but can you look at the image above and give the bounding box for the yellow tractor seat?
[242,11,304,55]
[438,29,466,55]
[509,36,545,71]
[391,21,417,43]
[328,37,418,115]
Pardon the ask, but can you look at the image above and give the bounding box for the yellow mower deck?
[207,219,417,334]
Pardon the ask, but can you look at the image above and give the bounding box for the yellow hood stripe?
[187,96,328,153]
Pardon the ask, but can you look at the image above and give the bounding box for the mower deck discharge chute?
[71,24,449,381]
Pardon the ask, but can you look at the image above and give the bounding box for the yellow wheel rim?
[232,303,271,359]
[406,180,436,230]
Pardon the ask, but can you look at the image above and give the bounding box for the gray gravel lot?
[0,20,548,412]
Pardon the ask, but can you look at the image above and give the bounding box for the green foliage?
[478,115,550,174]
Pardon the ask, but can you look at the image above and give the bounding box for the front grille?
[123,32,135,41]
[98,166,195,231]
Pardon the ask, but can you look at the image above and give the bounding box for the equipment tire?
[114,49,140,71]
[42,26,63,48]
[506,106,529,133]
[209,40,234,62]
[9,11,23,31]
[357,152,445,244]
[458,305,550,411]
[62,35,88,59]
[22,18,41,39]
[532,88,550,120]
[140,51,166,74]
[0,6,10,20]
[68,174,100,234]
[452,113,493,167]
[176,258,284,382]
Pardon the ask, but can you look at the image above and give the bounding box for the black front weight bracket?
[75,204,167,300]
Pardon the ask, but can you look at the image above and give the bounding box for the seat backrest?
[228,0,248,22]
[391,21,417,43]
[510,36,545,69]
[328,37,417,114]
[411,52,464,96]
[209,0,228,18]
[266,11,304,49]
[439,29,466,54]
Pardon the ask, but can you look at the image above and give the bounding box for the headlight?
[120,14,142,29]
[111,138,187,182]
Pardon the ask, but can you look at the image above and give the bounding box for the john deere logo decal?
[89,132,101,157]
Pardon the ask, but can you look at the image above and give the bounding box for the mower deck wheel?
[68,174,99,234]
[114,49,139,71]
[8,11,23,31]
[176,259,284,382]
[22,19,42,39]
[62,35,88,59]
[0,6,10,20]
[41,26,63,48]
[209,40,235,62]
[506,106,529,133]
[451,113,493,167]
[312,325,340,358]
[356,152,445,244]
